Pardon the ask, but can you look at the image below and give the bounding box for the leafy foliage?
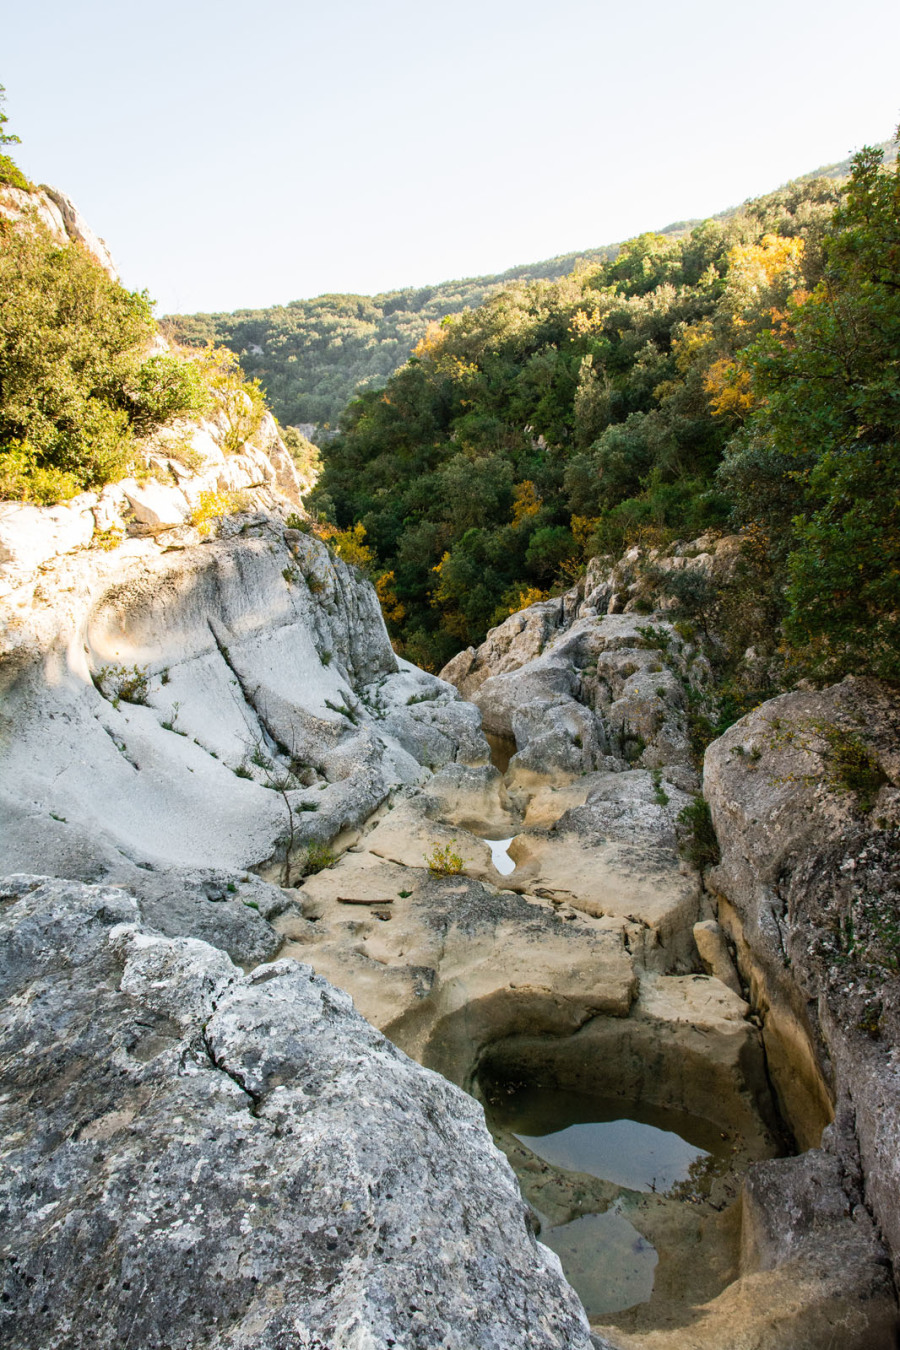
[0,217,208,502]
[0,83,28,190]
[729,140,900,681]
[425,840,465,876]
[306,176,841,668]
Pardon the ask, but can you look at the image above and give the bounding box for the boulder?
[442,602,704,787]
[0,497,96,581]
[0,875,594,1349]
[704,676,900,1284]
[122,479,192,530]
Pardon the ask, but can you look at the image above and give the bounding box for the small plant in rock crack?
[406,690,441,706]
[93,663,151,709]
[651,770,669,806]
[677,796,720,869]
[305,842,337,874]
[233,763,253,779]
[161,701,187,734]
[250,743,273,771]
[325,697,358,724]
[425,841,465,876]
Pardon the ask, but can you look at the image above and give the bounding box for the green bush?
[425,840,465,876]
[0,218,213,503]
[305,842,336,874]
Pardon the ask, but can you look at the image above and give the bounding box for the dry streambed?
[274,757,797,1345]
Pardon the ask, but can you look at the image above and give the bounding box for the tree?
[739,137,900,680]
[0,84,28,189]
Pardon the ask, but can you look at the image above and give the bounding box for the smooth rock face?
[704,676,900,1284]
[0,875,594,1350]
[0,496,97,578]
[277,816,638,1087]
[0,521,488,887]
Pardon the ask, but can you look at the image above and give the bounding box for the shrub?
[94,663,150,709]
[194,345,266,453]
[0,219,211,502]
[425,840,464,876]
[125,354,209,433]
[821,725,887,813]
[190,488,249,536]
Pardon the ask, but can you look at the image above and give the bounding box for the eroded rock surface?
[0,508,486,894]
[0,874,595,1350]
[442,603,706,788]
[705,676,900,1291]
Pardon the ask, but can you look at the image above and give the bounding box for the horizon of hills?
[163,138,898,431]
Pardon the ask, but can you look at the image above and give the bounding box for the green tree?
[737,138,900,680]
[0,218,207,501]
[0,83,28,189]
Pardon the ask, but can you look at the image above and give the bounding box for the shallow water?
[516,1115,710,1193]
[485,837,515,875]
[538,1210,658,1318]
[486,1083,732,1192]
[481,1082,738,1317]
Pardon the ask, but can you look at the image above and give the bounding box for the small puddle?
[492,1084,733,1192]
[537,1210,658,1319]
[484,837,515,876]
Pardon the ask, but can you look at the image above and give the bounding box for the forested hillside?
[164,144,895,430]
[310,146,900,691]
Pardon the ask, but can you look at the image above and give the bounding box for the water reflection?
[538,1210,658,1318]
[485,837,515,875]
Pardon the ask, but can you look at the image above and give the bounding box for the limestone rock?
[0,496,96,583]
[42,185,119,278]
[122,478,192,531]
[0,516,489,890]
[0,875,594,1349]
[277,834,638,1086]
[442,603,703,786]
[704,675,900,1285]
[693,919,743,997]
[0,183,118,278]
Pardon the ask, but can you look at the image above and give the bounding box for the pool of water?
[480,1081,738,1317]
[485,1082,732,1193]
[485,837,515,875]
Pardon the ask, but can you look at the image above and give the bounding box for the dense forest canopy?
[162,144,894,430]
[163,258,614,428]
[307,147,899,690]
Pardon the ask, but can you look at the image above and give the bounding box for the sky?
[4,0,899,317]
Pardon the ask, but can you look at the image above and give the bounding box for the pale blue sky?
[4,0,898,315]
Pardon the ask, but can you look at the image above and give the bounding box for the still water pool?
[481,1082,735,1317]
